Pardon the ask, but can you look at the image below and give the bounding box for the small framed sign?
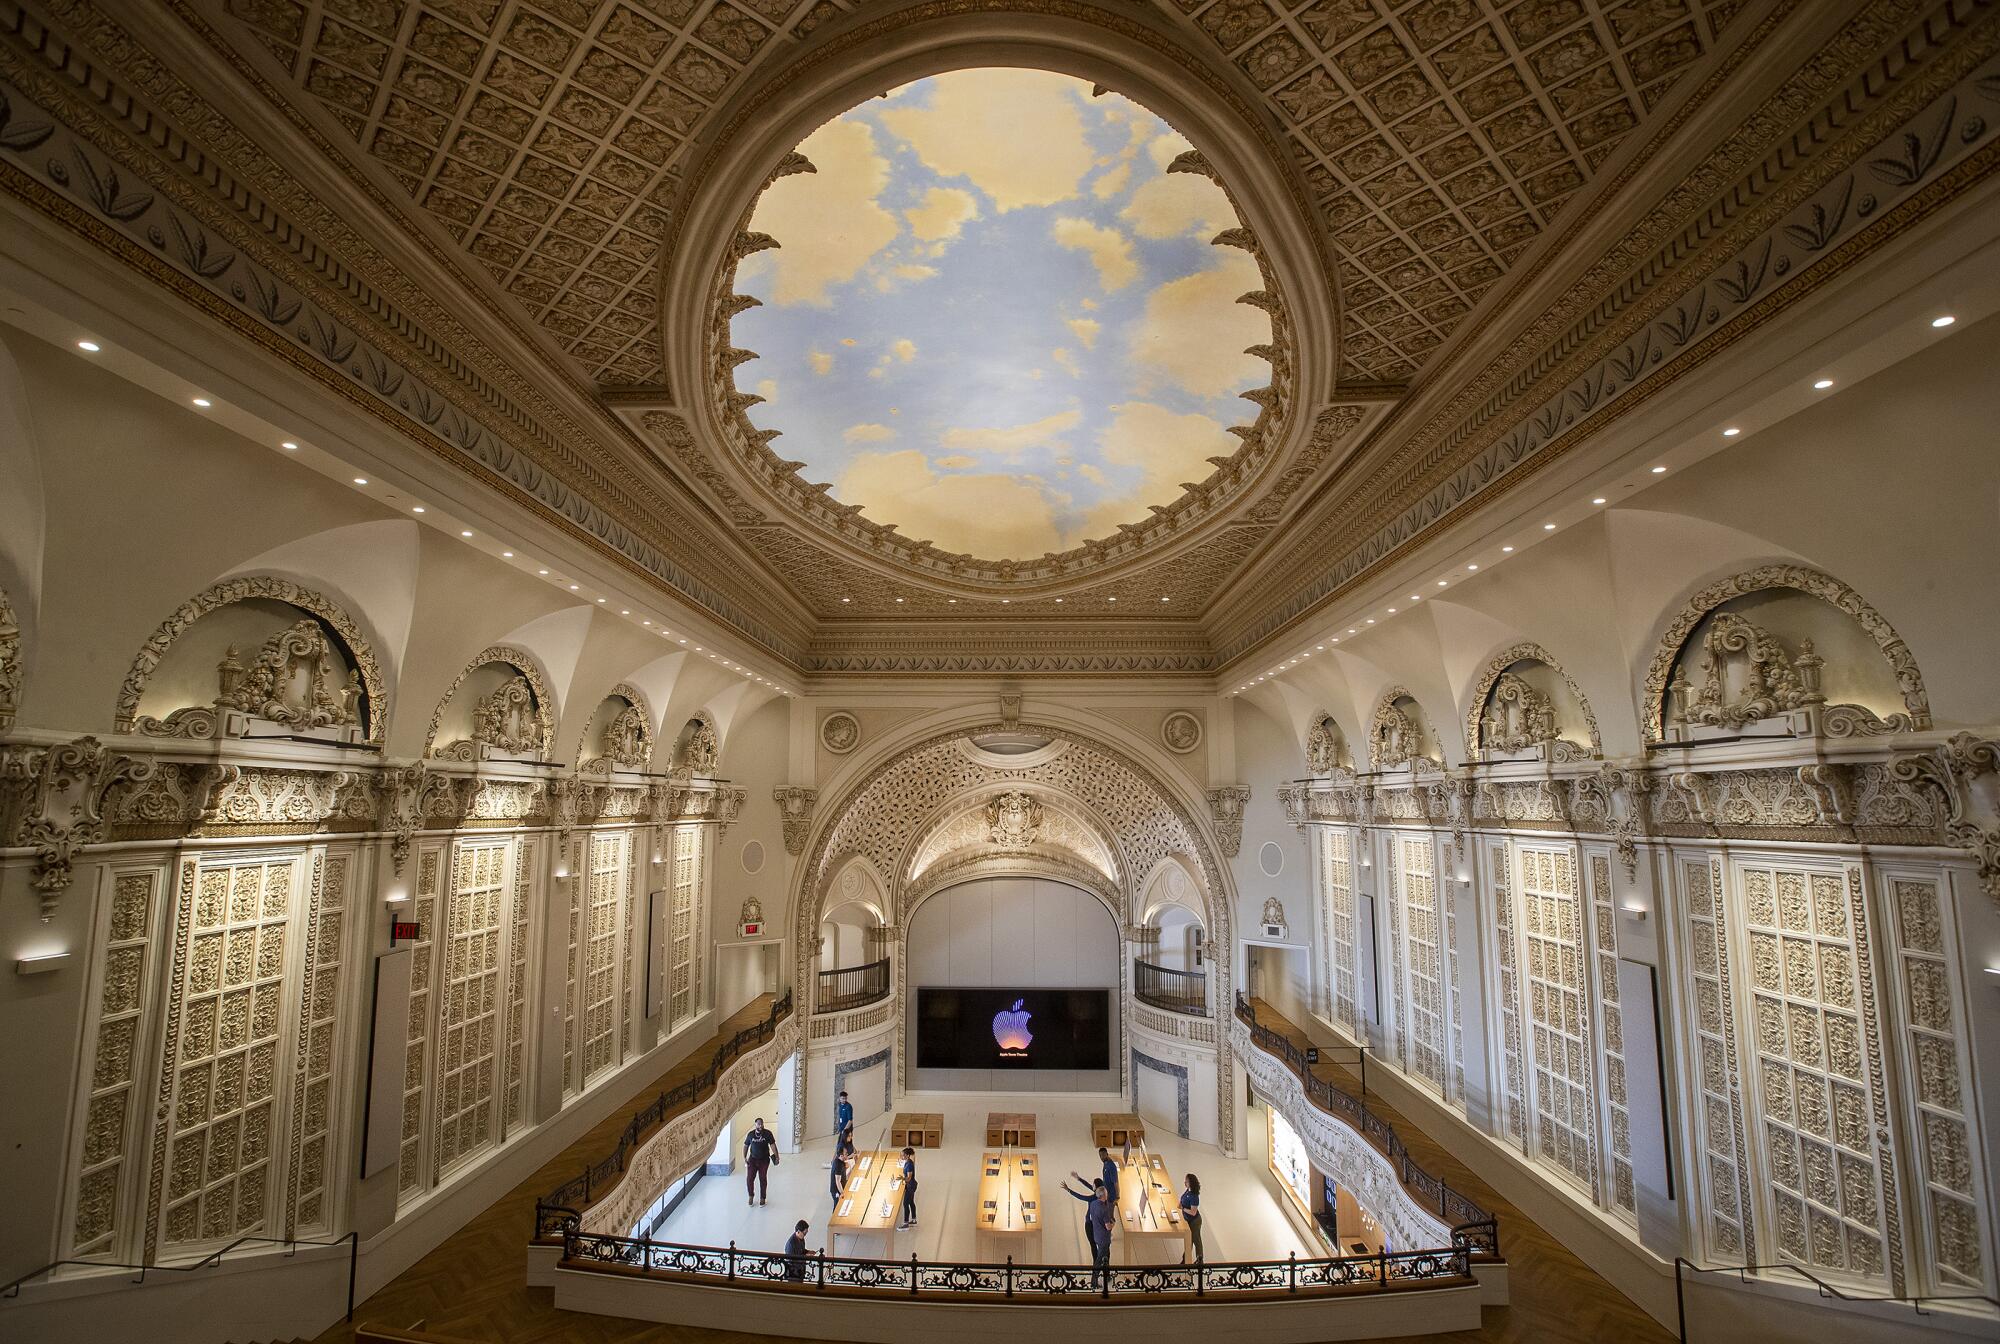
[390,920,421,947]
[739,921,762,938]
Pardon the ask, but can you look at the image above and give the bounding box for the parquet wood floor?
[316,992,1670,1344]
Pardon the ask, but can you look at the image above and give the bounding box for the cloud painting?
[731,68,1270,560]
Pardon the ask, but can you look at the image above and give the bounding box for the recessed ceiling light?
[281,441,299,450]
[460,529,473,537]
[1592,496,1607,505]
[352,477,368,485]
[192,397,211,407]
[76,340,100,352]
[1722,427,1740,437]
[569,584,579,590]
[1365,618,1375,624]
[642,619,651,625]
[1159,596,1169,603]
[502,551,513,558]
[841,596,850,603]
[1315,644,1324,651]
[894,596,904,603]
[1331,638,1340,643]
[948,598,958,604]
[1001,598,1010,604]
[1813,378,1833,389]
[620,609,630,615]
[1387,607,1397,614]
[1054,597,1063,603]
[1108,596,1118,602]
[1501,546,1514,553]
[1348,628,1357,634]
[1543,522,1557,530]
[678,639,687,644]
[411,505,425,513]
[538,568,549,575]
[1650,465,1667,473]
[1437,580,1448,587]
[1467,563,1478,571]
[596,597,606,603]
[1931,315,1955,327]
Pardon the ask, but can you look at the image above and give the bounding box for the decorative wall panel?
[1736,862,1891,1284]
[1491,840,1526,1148]
[1587,853,1635,1219]
[1321,828,1357,1032]
[68,870,158,1257]
[433,841,510,1180]
[1397,834,1446,1096]
[670,825,699,1029]
[562,836,583,1099]
[398,846,441,1200]
[1885,875,1992,1294]
[1681,855,1754,1262]
[1518,845,1597,1195]
[286,851,346,1236]
[580,830,628,1085]
[505,837,536,1132]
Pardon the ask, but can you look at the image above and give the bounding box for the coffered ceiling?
[2,0,1989,676]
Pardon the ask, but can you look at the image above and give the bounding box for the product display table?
[889,1112,944,1149]
[984,1111,1037,1147]
[973,1150,1042,1262]
[1114,1150,1186,1265]
[828,1149,902,1259]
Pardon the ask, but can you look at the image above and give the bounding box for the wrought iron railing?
[533,990,792,1241]
[815,957,889,1013]
[1134,959,1207,1015]
[559,1229,1475,1300]
[1234,993,1499,1258]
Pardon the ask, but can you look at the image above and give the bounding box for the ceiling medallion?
[1160,711,1203,755]
[820,710,862,755]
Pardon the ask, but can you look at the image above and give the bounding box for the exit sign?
[391,921,422,946]
[739,921,762,938]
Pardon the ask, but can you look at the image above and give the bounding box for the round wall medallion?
[1160,711,1203,754]
[741,840,766,875]
[820,711,861,755]
[1258,841,1284,877]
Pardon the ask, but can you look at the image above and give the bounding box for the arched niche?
[0,582,19,732]
[1304,710,1352,776]
[425,645,555,761]
[1137,858,1206,973]
[576,682,654,775]
[1465,642,1601,763]
[1367,686,1444,772]
[904,787,1123,894]
[1643,565,1930,744]
[670,710,721,776]
[116,576,384,745]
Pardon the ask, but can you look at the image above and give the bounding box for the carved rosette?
[1,737,155,917]
[1206,784,1251,857]
[773,786,817,855]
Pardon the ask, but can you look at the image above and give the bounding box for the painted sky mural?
[730,68,1271,562]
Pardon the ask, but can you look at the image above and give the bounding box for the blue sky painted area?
[730,68,1270,561]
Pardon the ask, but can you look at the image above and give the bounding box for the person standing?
[1179,1172,1203,1264]
[1096,1146,1121,1202]
[834,1090,853,1139]
[1062,1176,1115,1287]
[784,1219,812,1282]
[830,1134,855,1205]
[896,1146,918,1229]
[744,1116,779,1206]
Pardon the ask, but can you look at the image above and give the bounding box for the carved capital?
[2,737,155,918]
[716,786,748,833]
[1277,783,1307,829]
[1206,784,1251,857]
[1892,734,2000,906]
[773,786,818,855]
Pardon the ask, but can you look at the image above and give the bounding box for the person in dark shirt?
[743,1117,779,1206]
[896,1146,918,1228]
[834,1090,853,1137]
[1179,1172,1203,1264]
[784,1219,811,1282]
[829,1134,856,1204]
[1061,1176,1115,1287]
[1098,1146,1121,1201]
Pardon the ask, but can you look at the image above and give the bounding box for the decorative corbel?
[1428,776,1474,859]
[1595,765,1656,881]
[717,786,747,833]
[1891,734,2000,906]
[1206,784,1251,858]
[999,691,1022,728]
[1796,763,1856,833]
[773,786,817,855]
[384,761,426,874]
[3,737,154,918]
[1666,771,1718,835]
[191,763,244,829]
[1277,784,1307,830]
[547,775,581,849]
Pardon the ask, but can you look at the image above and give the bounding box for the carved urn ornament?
[1673,612,1823,731]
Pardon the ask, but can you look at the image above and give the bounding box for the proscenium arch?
[658,2,1340,588]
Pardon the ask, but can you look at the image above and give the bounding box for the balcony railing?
[534,990,792,1241]
[815,957,889,1013]
[1134,959,1207,1015]
[1234,993,1499,1259]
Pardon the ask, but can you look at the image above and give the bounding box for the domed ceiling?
[724,68,1272,561]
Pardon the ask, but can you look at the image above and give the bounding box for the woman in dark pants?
[1179,1172,1203,1263]
[896,1146,918,1228]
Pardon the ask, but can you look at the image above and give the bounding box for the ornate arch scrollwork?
[577,681,654,773]
[1305,711,1350,775]
[423,645,555,760]
[1368,685,1442,772]
[114,576,387,745]
[1463,641,1602,760]
[0,583,19,733]
[674,710,721,776]
[1641,565,1931,743]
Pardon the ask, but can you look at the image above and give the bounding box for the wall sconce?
[1620,902,1649,922]
[15,950,71,975]
[1983,966,2000,984]
[554,866,570,880]
[384,884,410,905]
[1455,872,1471,885]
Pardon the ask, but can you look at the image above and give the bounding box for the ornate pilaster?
[1892,734,2000,906]
[1206,784,1251,857]
[1,737,154,918]
[862,924,897,960]
[773,786,817,855]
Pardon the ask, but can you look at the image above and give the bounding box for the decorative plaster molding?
[1206,785,1251,858]
[819,711,860,755]
[1891,734,2000,906]
[1464,643,1602,761]
[424,646,555,760]
[773,785,817,856]
[1160,711,1203,755]
[1,736,154,917]
[0,583,17,733]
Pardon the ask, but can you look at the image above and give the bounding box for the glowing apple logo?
[992,999,1033,1056]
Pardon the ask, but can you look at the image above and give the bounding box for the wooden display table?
[1114,1150,1186,1265]
[889,1112,943,1148]
[985,1112,1037,1147]
[828,1149,902,1258]
[973,1150,1042,1261]
[1089,1112,1145,1150]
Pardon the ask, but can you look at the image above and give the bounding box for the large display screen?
[916,987,1111,1070]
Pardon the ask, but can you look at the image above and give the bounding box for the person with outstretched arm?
[743,1116,779,1206]
[784,1219,812,1282]
[896,1146,919,1228]
[1062,1174,1115,1286]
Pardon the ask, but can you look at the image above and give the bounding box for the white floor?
[647,1089,1317,1269]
